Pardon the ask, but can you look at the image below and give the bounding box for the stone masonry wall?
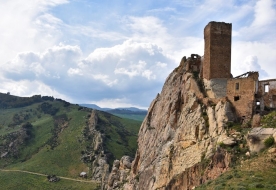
[227,76,257,119]
[257,79,276,111]
[203,21,232,80]
[204,78,228,98]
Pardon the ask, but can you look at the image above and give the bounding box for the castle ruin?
[182,21,276,121]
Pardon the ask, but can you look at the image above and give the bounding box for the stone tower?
[203,21,232,80]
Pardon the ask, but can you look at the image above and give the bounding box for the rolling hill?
[0,93,141,189]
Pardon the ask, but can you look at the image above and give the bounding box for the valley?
[0,93,141,189]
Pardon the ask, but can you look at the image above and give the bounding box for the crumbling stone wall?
[257,79,276,112]
[226,72,259,120]
[203,21,232,80]
[181,54,202,73]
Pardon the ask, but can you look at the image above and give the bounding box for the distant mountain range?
[79,104,147,112]
[80,104,148,121]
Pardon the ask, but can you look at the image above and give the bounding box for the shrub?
[261,111,276,128]
[264,136,274,148]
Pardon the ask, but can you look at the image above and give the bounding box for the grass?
[0,97,140,182]
[0,94,141,189]
[96,112,140,165]
[110,113,146,121]
[261,111,276,128]
[196,149,276,190]
[0,170,99,190]
[5,104,90,177]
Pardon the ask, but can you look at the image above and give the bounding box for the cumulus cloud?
[1,40,174,107]
[1,0,275,108]
[252,0,276,27]
[235,55,268,78]
[2,44,82,80]
[0,0,68,65]
[82,39,173,83]
[235,0,276,40]
[231,41,276,79]
[0,78,69,101]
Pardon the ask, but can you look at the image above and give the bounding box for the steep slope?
[195,147,276,190]
[106,58,237,190]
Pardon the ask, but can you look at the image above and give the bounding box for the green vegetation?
[193,71,206,96]
[109,113,146,121]
[261,111,276,128]
[196,111,276,190]
[196,150,276,190]
[0,171,99,190]
[95,111,140,166]
[0,93,141,188]
[264,136,274,148]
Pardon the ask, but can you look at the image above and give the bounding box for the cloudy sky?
[0,0,275,109]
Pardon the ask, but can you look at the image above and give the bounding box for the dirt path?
[0,169,99,183]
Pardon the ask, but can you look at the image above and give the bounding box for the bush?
[264,136,274,148]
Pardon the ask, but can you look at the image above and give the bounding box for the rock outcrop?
[107,156,133,190]
[106,58,237,190]
[86,110,110,187]
[247,127,276,153]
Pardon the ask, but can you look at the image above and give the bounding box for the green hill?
[0,93,141,189]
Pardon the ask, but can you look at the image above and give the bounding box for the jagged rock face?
[88,111,110,185]
[107,156,133,190]
[126,64,235,190]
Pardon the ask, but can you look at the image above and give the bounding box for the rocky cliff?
[106,58,237,189]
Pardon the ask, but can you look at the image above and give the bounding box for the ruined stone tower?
[203,21,232,80]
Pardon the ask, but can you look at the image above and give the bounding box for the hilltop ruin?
[183,21,276,121]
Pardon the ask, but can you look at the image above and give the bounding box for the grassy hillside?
[196,111,276,190]
[0,93,141,189]
[106,113,146,121]
[0,170,99,190]
[105,109,147,121]
[95,111,140,166]
[196,149,276,190]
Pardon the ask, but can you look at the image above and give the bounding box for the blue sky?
[0,0,275,108]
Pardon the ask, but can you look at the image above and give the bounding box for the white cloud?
[231,41,276,79]
[236,55,268,78]
[2,44,82,80]
[126,16,171,50]
[83,39,173,83]
[1,0,275,108]
[235,0,276,40]
[0,0,69,83]
[1,40,173,107]
[0,78,69,101]
[252,0,276,27]
[67,68,83,76]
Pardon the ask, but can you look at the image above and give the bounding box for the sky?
[0,0,275,109]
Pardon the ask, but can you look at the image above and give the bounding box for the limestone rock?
[107,156,133,190]
[121,67,235,190]
[218,134,236,146]
[120,156,133,170]
[247,127,276,153]
[252,114,261,127]
[268,148,276,153]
